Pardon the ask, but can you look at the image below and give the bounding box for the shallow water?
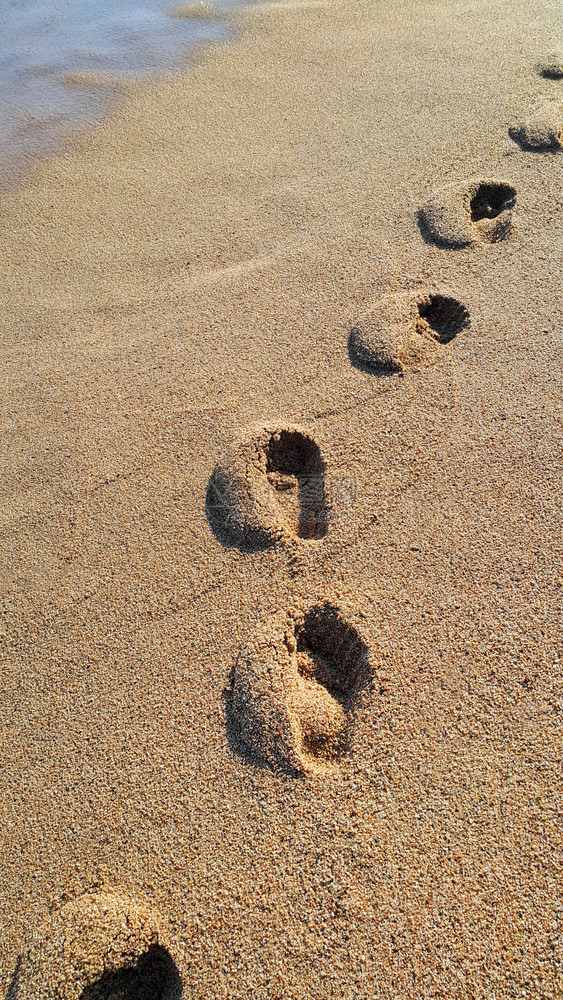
[0,0,229,181]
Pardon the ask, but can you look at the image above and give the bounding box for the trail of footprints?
[214,61,561,777]
[21,58,561,1000]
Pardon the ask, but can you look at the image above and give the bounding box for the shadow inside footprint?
[416,207,465,250]
[264,430,328,541]
[469,182,516,222]
[80,946,182,1000]
[293,604,371,768]
[416,294,470,344]
[538,62,563,79]
[509,114,562,152]
[347,330,402,375]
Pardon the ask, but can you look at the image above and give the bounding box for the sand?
[0,0,562,996]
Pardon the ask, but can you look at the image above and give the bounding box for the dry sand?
[1,0,562,996]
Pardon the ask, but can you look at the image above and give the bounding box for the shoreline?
[1,0,562,996]
[0,1,233,194]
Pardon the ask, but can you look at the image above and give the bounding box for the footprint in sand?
[509,102,563,152]
[349,288,470,375]
[419,178,517,248]
[206,424,329,551]
[227,603,371,776]
[20,891,182,1000]
[536,58,563,80]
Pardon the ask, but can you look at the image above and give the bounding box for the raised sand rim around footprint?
[509,101,563,150]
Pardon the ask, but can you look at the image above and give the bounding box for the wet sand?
[1,0,562,997]
[0,0,228,187]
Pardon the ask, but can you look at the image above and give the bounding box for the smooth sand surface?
[1,0,562,996]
